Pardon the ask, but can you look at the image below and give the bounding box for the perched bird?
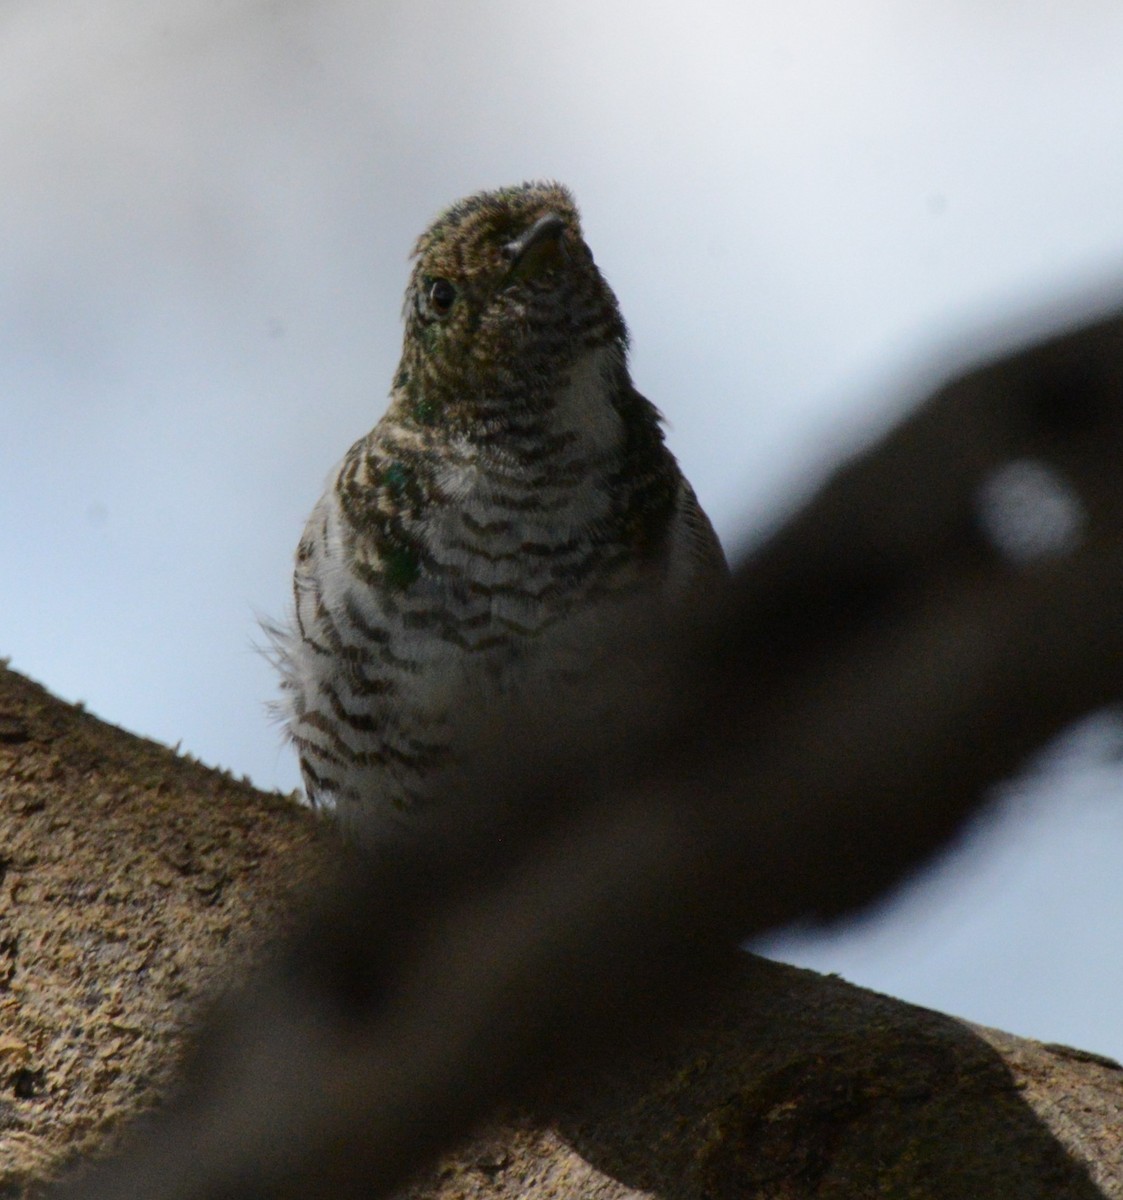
[271,182,725,836]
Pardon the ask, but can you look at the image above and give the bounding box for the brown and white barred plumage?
[271,182,725,837]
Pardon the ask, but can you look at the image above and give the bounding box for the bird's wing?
[664,477,729,605]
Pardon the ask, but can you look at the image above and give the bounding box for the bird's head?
[395,182,628,425]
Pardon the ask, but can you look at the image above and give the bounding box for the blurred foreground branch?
[54,310,1123,1197]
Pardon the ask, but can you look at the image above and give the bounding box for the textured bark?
[0,664,1119,1197]
[414,958,1123,1200]
[0,664,327,1193]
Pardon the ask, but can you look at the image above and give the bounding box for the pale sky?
[4,1,1123,1056]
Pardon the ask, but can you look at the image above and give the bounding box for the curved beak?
[501,212,568,277]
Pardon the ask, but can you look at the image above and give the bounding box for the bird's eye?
[428,278,456,316]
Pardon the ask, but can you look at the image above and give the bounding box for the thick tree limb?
[28,307,1123,1196]
[407,956,1123,1200]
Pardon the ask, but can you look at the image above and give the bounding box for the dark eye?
[428,278,456,315]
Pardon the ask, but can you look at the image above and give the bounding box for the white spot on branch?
[976,458,1086,564]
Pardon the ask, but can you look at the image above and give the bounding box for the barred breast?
[271,347,722,837]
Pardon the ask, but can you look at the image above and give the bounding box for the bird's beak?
[501,212,568,279]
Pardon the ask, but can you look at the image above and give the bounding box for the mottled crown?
[393,182,629,425]
[412,180,582,269]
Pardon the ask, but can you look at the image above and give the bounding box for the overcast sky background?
[4,0,1123,1057]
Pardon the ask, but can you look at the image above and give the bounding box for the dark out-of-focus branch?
[56,309,1123,1198]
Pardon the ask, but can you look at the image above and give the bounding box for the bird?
[270,181,726,838]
